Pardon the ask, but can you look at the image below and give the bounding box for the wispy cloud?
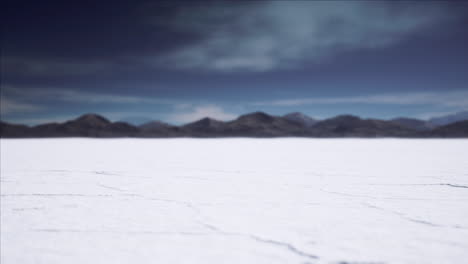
[252,91,468,108]
[167,105,237,124]
[3,85,172,105]
[1,86,179,118]
[412,110,463,120]
[154,1,452,72]
[0,98,42,115]
[1,57,112,76]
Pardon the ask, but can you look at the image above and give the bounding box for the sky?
[1,0,468,125]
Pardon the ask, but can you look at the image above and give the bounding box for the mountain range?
[1,111,468,138]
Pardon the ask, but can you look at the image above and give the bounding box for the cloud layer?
[157,1,450,72]
[0,98,42,115]
[1,57,112,76]
[253,90,468,109]
[2,86,172,105]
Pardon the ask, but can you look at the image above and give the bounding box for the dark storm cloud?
[151,1,458,72]
[2,0,171,77]
[3,1,463,77]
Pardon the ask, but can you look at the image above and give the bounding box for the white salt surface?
[1,139,468,264]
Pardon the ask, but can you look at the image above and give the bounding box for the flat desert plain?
[1,139,467,264]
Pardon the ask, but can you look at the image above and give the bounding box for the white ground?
[1,139,468,264]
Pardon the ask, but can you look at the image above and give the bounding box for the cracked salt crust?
[1,138,468,264]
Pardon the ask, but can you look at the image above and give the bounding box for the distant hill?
[139,121,182,137]
[283,112,317,127]
[55,114,137,137]
[428,111,468,126]
[223,112,305,137]
[181,118,226,137]
[179,112,307,137]
[1,112,468,138]
[390,117,432,131]
[139,121,171,130]
[429,120,468,138]
[119,116,153,126]
[1,114,138,138]
[310,115,416,137]
[0,122,31,138]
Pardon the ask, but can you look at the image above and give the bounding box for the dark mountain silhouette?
[1,112,468,138]
[429,120,468,138]
[32,114,138,137]
[119,116,153,126]
[309,115,417,137]
[139,121,171,130]
[283,112,317,127]
[0,122,31,138]
[32,122,64,137]
[178,112,307,137]
[223,112,305,137]
[181,118,227,137]
[390,117,432,131]
[428,111,468,126]
[139,121,182,137]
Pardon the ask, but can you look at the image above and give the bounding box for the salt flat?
[1,139,468,264]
